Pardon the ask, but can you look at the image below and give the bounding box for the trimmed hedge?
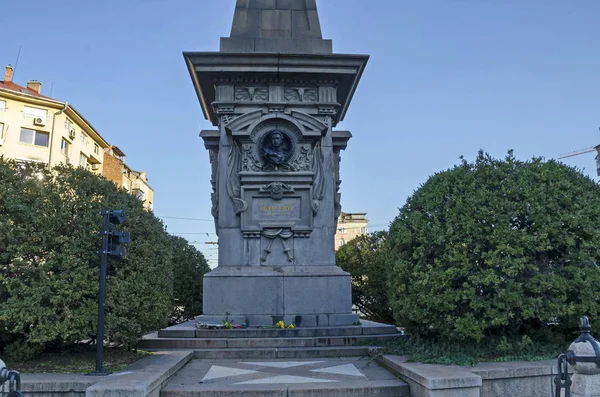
[336,231,394,323]
[0,160,208,359]
[387,151,600,344]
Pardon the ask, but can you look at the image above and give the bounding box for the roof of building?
[0,75,111,148]
[0,80,54,100]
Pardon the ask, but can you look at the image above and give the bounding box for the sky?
[2,0,599,268]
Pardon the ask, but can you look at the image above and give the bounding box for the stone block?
[316,314,329,326]
[196,314,247,325]
[203,272,284,316]
[378,355,482,397]
[249,0,277,8]
[220,37,256,52]
[329,313,360,326]
[215,228,245,266]
[293,227,335,265]
[469,360,554,397]
[571,373,600,397]
[283,272,352,314]
[252,38,332,54]
[284,314,317,327]
[260,10,292,36]
[86,351,192,397]
[276,0,317,10]
[20,374,99,396]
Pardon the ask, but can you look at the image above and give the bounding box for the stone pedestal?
[185,0,369,327]
[197,265,358,327]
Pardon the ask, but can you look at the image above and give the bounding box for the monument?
[184,0,369,327]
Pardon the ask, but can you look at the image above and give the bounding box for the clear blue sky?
[2,1,599,267]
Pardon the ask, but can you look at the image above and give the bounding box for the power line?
[172,232,216,235]
[158,216,213,222]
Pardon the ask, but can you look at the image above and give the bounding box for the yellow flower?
[287,324,295,329]
[276,320,285,328]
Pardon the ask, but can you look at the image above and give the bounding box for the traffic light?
[98,209,131,259]
[108,230,130,258]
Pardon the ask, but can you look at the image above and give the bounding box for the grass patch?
[5,345,151,374]
[369,336,565,366]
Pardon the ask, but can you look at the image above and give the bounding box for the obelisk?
[184,0,369,327]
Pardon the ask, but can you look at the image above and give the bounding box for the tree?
[337,231,394,323]
[170,235,211,324]
[0,160,207,359]
[387,151,600,343]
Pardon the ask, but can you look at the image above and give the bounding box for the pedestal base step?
[139,333,400,350]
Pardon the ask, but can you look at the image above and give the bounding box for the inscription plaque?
[252,198,301,220]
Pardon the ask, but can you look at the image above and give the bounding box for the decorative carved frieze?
[260,181,294,200]
[235,85,269,102]
[318,107,338,115]
[214,104,235,114]
[221,115,238,125]
[242,144,262,172]
[261,229,294,263]
[290,145,312,172]
[284,85,318,102]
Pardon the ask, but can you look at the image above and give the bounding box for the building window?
[61,139,70,156]
[339,239,345,247]
[0,122,4,139]
[94,143,99,155]
[19,128,49,147]
[339,227,346,233]
[0,100,6,112]
[360,226,367,234]
[23,106,47,119]
[79,153,88,168]
[80,132,89,147]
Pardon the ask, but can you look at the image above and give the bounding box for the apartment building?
[0,64,153,210]
[335,212,369,250]
[104,146,154,210]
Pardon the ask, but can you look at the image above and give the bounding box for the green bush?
[0,160,208,359]
[387,151,600,344]
[336,231,394,323]
[170,235,210,324]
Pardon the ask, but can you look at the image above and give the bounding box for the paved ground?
[162,356,408,395]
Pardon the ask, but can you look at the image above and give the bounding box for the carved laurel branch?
[291,145,311,172]
[242,145,263,172]
[209,149,219,221]
[227,141,247,215]
[311,141,325,215]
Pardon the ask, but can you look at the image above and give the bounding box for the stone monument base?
[197,265,359,327]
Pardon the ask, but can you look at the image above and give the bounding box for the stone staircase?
[139,319,400,358]
[138,320,410,396]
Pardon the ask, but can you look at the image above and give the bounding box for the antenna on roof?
[12,45,22,81]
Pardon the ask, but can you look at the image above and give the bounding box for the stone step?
[139,333,399,350]
[191,346,377,359]
[161,380,409,397]
[158,319,398,339]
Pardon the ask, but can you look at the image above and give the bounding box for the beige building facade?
[334,212,369,250]
[0,64,153,210]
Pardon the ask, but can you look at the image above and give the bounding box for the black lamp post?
[90,209,130,376]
